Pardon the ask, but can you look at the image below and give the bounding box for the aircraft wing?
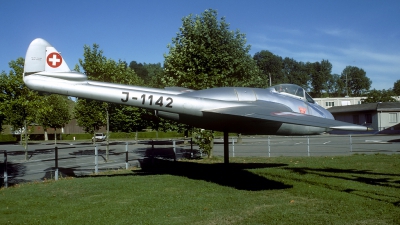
[204,101,369,131]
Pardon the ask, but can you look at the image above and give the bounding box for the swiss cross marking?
[47,52,63,68]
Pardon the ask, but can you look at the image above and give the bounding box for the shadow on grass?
[287,167,399,188]
[285,167,400,206]
[0,162,27,187]
[132,158,292,191]
[75,156,292,191]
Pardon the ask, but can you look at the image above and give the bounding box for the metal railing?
[1,139,194,188]
[1,135,399,188]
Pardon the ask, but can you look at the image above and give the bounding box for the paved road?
[1,134,399,186]
[213,134,400,157]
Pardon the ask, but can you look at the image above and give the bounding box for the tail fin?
[24,38,86,81]
[24,38,71,75]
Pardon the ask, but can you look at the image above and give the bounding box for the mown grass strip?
[1,154,399,224]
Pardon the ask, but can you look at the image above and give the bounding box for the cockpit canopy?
[271,84,315,103]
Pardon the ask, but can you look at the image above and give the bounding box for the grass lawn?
[1,154,399,224]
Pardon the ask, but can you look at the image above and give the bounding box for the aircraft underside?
[157,111,327,135]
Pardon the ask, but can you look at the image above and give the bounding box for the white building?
[314,96,400,109]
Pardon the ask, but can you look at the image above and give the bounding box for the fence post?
[95,145,98,174]
[3,150,7,188]
[268,136,271,157]
[307,136,310,157]
[125,142,129,170]
[55,146,59,180]
[173,140,176,162]
[190,137,193,153]
[151,140,154,165]
[232,137,235,157]
[350,134,352,153]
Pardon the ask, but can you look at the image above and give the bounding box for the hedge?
[0,135,17,142]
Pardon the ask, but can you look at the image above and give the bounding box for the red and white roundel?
[47,52,63,68]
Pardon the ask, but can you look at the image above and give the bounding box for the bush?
[0,134,17,142]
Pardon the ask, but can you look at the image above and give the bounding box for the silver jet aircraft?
[23,38,369,162]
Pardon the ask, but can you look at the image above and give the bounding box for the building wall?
[314,96,400,109]
[378,112,400,131]
[314,97,365,109]
[333,111,377,130]
[333,111,399,132]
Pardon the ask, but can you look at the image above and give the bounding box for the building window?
[365,114,372,124]
[325,102,334,107]
[353,115,359,124]
[389,113,398,123]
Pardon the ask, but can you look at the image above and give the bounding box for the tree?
[308,60,332,98]
[0,71,7,132]
[1,59,40,134]
[109,105,148,133]
[144,63,164,88]
[163,9,263,157]
[74,99,108,134]
[326,74,344,97]
[340,66,371,97]
[282,58,310,88]
[0,58,41,159]
[192,129,214,158]
[163,9,262,89]
[76,43,149,141]
[362,89,397,104]
[253,50,283,86]
[36,94,71,141]
[393,79,400,96]
[129,61,149,83]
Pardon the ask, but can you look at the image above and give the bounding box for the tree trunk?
[237,133,242,144]
[208,138,214,158]
[54,128,57,145]
[92,129,96,145]
[106,109,109,161]
[44,129,48,141]
[24,120,28,161]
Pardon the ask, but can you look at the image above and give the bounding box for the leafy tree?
[74,99,108,135]
[308,60,332,98]
[362,89,397,104]
[163,9,263,156]
[129,61,149,83]
[0,58,41,159]
[1,59,40,134]
[144,63,164,88]
[109,105,148,133]
[393,79,400,95]
[0,71,7,132]
[326,74,344,97]
[36,94,71,141]
[192,129,214,158]
[340,66,371,97]
[282,58,310,88]
[163,9,262,89]
[76,44,149,139]
[253,50,283,86]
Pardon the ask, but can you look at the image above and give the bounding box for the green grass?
[1,154,400,224]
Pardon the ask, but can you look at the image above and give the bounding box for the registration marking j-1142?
[121,92,173,108]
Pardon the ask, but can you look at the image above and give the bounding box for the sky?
[1,0,399,91]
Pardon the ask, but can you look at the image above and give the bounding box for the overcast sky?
[1,0,399,90]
